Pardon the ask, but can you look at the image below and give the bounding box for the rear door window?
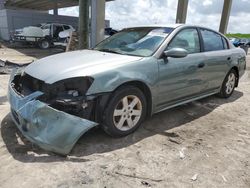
[200,29,224,51]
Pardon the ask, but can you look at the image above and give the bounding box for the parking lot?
[0,46,250,188]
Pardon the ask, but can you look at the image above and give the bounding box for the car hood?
[25,50,143,84]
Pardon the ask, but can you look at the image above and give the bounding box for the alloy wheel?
[113,95,142,131]
[225,72,236,95]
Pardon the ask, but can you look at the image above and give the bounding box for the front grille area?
[11,73,96,119]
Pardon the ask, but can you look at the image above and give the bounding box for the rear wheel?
[102,86,147,137]
[219,69,237,98]
[39,39,51,49]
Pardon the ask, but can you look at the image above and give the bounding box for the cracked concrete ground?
[0,46,249,188]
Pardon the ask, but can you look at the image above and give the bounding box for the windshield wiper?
[98,48,121,54]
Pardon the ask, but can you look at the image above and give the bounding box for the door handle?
[198,63,205,68]
[227,57,231,61]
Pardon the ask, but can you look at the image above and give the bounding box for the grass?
[225,33,250,39]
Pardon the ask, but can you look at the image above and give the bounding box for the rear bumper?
[8,70,98,155]
[238,53,247,79]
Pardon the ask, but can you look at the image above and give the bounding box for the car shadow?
[0,90,243,163]
[0,95,7,105]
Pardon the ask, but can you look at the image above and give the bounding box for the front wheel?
[219,69,237,98]
[102,86,147,137]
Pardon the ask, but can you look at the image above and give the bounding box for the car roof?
[124,24,183,29]
[123,24,219,31]
[44,23,71,25]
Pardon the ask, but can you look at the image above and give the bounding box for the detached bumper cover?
[8,70,98,155]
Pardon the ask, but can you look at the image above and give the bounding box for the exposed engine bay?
[10,70,112,126]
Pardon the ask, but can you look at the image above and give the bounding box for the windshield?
[94,27,174,57]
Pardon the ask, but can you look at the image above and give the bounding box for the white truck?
[11,23,75,49]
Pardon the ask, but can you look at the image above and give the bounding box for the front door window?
[168,28,201,54]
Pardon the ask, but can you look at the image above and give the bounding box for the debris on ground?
[168,138,181,144]
[0,59,31,74]
[141,181,151,187]
[220,174,227,182]
[115,171,163,182]
[191,174,198,181]
[179,147,186,159]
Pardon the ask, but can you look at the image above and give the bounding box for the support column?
[79,0,90,49]
[53,2,58,15]
[219,0,232,34]
[0,0,5,10]
[90,0,105,47]
[176,0,189,24]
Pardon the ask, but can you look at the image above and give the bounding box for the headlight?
[36,77,95,118]
[34,76,94,105]
[42,77,94,98]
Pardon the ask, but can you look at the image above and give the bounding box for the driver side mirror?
[163,48,188,58]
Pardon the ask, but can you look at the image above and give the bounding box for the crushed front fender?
[8,70,98,155]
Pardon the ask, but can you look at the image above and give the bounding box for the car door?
[199,28,231,91]
[41,24,51,37]
[156,28,206,110]
[53,24,64,39]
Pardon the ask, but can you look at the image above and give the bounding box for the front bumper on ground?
[7,70,98,155]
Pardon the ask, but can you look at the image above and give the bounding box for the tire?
[218,69,237,98]
[102,86,147,137]
[39,39,51,49]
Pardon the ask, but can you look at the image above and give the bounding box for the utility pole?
[79,0,89,49]
[219,0,233,34]
[176,0,189,24]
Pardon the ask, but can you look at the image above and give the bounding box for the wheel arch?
[44,35,53,41]
[112,80,153,117]
[231,66,239,87]
[93,80,153,124]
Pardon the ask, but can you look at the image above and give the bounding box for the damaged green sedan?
[8,24,246,155]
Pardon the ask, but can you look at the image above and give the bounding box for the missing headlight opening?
[11,72,96,119]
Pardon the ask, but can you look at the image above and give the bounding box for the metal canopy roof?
[5,0,113,10]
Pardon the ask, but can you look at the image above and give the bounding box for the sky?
[58,0,250,33]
